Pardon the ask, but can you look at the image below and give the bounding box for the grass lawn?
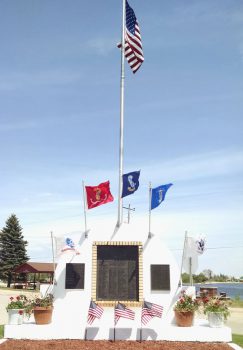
[0,325,3,339]
[231,299,243,308]
[232,334,243,347]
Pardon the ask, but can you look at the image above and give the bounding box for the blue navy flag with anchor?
[151,183,173,210]
[122,170,140,198]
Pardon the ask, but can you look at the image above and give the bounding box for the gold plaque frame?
[92,241,143,306]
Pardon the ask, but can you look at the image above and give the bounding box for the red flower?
[16,296,20,300]
[18,310,23,315]
[202,297,209,304]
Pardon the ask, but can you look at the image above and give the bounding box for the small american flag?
[87,300,104,325]
[118,0,144,73]
[141,301,163,325]
[115,302,135,325]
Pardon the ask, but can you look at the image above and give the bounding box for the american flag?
[87,300,104,325]
[114,302,135,325]
[118,0,144,73]
[141,301,163,325]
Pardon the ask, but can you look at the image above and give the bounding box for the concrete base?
[4,319,232,342]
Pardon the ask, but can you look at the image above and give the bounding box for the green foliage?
[31,294,54,308]
[6,295,28,310]
[193,273,208,283]
[181,269,240,283]
[181,273,190,283]
[174,290,200,312]
[25,294,54,316]
[202,296,230,320]
[232,334,243,347]
[0,214,29,287]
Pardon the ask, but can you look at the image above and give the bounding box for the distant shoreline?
[194,281,243,284]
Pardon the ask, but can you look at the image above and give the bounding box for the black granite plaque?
[151,264,170,291]
[97,245,139,301]
[65,263,85,289]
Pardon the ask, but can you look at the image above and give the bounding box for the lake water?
[195,283,243,300]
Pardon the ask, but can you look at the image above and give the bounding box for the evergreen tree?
[0,214,29,287]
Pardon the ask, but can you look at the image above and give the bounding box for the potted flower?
[29,293,54,325]
[202,296,230,328]
[6,295,28,325]
[173,290,200,327]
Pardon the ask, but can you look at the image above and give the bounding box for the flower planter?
[208,312,225,328]
[174,310,194,327]
[7,309,24,325]
[33,306,53,325]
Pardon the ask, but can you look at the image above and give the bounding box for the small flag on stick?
[87,300,104,325]
[141,300,163,325]
[115,302,135,325]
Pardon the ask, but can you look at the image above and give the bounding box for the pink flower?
[10,297,14,301]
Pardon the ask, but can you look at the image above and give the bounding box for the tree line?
[182,271,240,284]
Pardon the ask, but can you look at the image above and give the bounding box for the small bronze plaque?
[151,264,170,291]
[65,263,85,289]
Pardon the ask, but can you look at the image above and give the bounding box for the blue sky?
[0,0,243,277]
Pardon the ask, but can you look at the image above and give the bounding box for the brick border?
[91,241,143,306]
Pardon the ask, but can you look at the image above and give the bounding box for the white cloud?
[86,37,116,56]
[0,69,83,91]
[138,149,243,184]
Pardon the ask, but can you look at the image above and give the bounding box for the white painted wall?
[52,220,181,340]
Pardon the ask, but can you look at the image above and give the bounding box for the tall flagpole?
[148,182,152,238]
[117,0,126,228]
[82,180,88,238]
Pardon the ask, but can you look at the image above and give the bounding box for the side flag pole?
[148,182,152,238]
[82,180,88,238]
[117,0,126,228]
[180,231,188,287]
[140,301,143,342]
[50,231,56,294]
[114,305,116,342]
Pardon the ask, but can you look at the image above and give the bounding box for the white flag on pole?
[54,232,81,259]
[182,236,206,274]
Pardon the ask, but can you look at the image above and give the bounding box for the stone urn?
[174,310,194,327]
[208,312,225,328]
[33,306,53,325]
[8,309,24,325]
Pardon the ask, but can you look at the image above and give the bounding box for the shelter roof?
[14,262,56,274]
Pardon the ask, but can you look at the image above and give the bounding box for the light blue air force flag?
[122,170,140,198]
[151,183,173,210]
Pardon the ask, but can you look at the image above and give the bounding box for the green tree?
[181,273,190,283]
[0,214,29,287]
[193,272,208,283]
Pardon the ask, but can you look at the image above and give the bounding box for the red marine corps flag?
[85,181,114,209]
